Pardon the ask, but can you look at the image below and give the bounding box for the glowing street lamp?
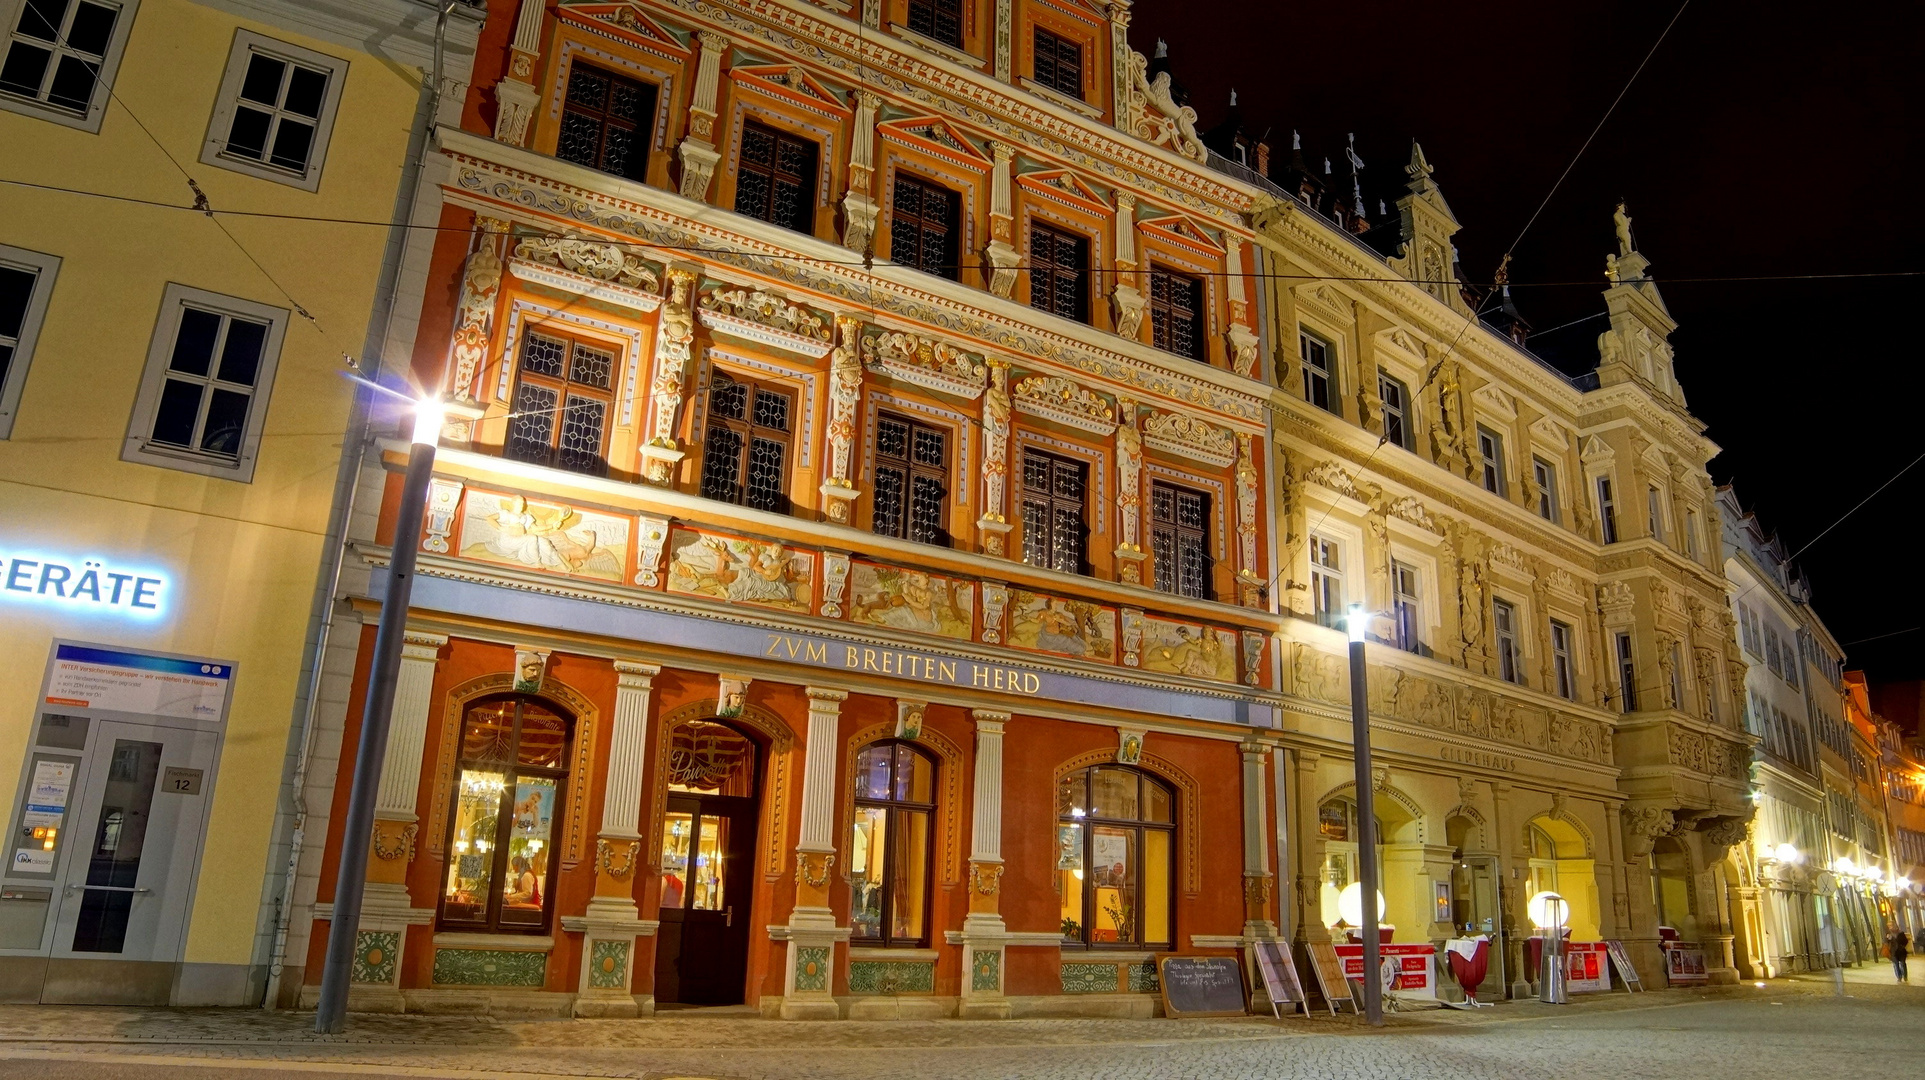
[1342,602,1383,1025]
[315,397,444,1034]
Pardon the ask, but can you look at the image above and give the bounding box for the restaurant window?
[504,327,616,477]
[1533,457,1559,522]
[1300,329,1334,412]
[1526,824,1560,899]
[1021,448,1087,575]
[1493,598,1520,684]
[890,173,959,279]
[1477,426,1506,496]
[1596,476,1619,543]
[1150,481,1210,600]
[1028,222,1089,323]
[872,412,949,545]
[1031,26,1083,100]
[1057,765,1174,948]
[1391,561,1422,654]
[1148,266,1204,360]
[1379,373,1410,449]
[556,62,656,182]
[1318,797,1381,930]
[1310,534,1343,628]
[1616,631,1637,712]
[700,371,793,514]
[905,0,962,48]
[734,120,817,234]
[440,695,572,933]
[850,741,936,947]
[1551,619,1576,700]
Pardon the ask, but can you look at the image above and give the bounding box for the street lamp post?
[314,400,444,1034]
[1345,602,1384,1026]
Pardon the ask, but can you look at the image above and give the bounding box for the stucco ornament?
[447,218,508,404]
[1124,51,1206,162]
[1620,804,1676,862]
[513,234,659,290]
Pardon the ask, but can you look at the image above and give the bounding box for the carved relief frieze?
[697,286,834,356]
[861,328,988,398]
[1012,375,1116,434]
[1141,409,1236,468]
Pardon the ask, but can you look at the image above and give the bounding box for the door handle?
[726,905,733,927]
[66,885,151,894]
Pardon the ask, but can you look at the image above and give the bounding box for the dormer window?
[906,0,963,49]
[1032,27,1082,100]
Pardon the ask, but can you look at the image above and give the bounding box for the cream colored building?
[0,0,480,1004]
[1250,161,1753,990]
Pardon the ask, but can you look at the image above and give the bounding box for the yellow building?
[0,0,482,1004]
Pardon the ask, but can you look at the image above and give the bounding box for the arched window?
[439,695,572,932]
[850,741,935,947]
[1056,765,1174,948]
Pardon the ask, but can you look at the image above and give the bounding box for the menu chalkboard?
[1252,941,1309,1017]
[1157,955,1248,1018]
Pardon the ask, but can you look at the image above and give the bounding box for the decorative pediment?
[1488,542,1529,576]
[1016,169,1111,216]
[1579,434,1615,465]
[729,65,852,115]
[1137,213,1223,256]
[1471,383,1517,421]
[1294,282,1350,320]
[1376,327,1429,364]
[1302,460,1363,500]
[697,286,834,357]
[1382,495,1442,534]
[1597,579,1635,613]
[558,4,691,57]
[508,234,662,312]
[860,329,988,399]
[1530,415,1570,449]
[1547,567,1580,596]
[878,116,991,169]
[1141,409,1235,468]
[1012,375,1115,434]
[1123,50,1206,162]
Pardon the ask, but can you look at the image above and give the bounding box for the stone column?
[491,0,546,145]
[983,143,1020,298]
[840,91,882,253]
[1240,741,1276,939]
[568,661,659,1017]
[1492,781,1527,1000]
[1109,193,1144,339]
[960,710,1011,1018]
[347,631,444,1003]
[1272,746,1293,944]
[1292,750,1327,945]
[782,687,849,1019]
[677,32,728,201]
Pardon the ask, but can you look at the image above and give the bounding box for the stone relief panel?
[665,528,813,612]
[459,491,630,582]
[847,563,975,641]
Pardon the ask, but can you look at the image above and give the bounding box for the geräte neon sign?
[0,550,168,618]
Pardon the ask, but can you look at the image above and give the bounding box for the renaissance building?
[291,0,1757,1017]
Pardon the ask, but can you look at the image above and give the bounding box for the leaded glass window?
[890,174,958,279]
[1028,223,1088,324]
[556,62,656,182]
[1032,26,1083,100]
[1150,481,1210,600]
[1148,267,1203,360]
[1021,449,1087,575]
[699,371,792,514]
[735,120,817,234]
[872,412,949,545]
[505,328,615,476]
[905,0,962,48]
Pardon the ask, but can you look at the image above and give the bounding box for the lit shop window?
[850,741,936,947]
[1057,765,1173,949]
[440,695,572,933]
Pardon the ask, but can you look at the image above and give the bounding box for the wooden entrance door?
[653,718,762,1006]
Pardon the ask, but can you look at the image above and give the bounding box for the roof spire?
[1345,133,1365,217]
[1406,140,1436,195]
[1229,88,1237,107]
[1292,129,1301,150]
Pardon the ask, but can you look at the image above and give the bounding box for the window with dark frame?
[1493,598,1520,684]
[1028,222,1089,324]
[1597,476,1620,543]
[0,0,119,115]
[1533,456,1559,522]
[1148,267,1204,360]
[1477,426,1506,496]
[218,46,330,175]
[1551,620,1575,700]
[1616,631,1637,712]
[1021,448,1087,575]
[438,695,573,934]
[872,412,949,546]
[1392,561,1422,654]
[146,302,272,462]
[889,173,959,279]
[504,328,616,477]
[700,370,793,514]
[1031,26,1083,100]
[1057,765,1175,948]
[1150,481,1211,600]
[734,119,818,234]
[849,740,937,947]
[556,62,656,182]
[1379,372,1410,449]
[904,0,963,48]
[1300,329,1335,412]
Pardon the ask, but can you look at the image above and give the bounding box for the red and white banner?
[1335,943,1437,997]
[1565,942,1611,993]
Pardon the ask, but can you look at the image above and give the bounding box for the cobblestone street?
[0,973,1916,1079]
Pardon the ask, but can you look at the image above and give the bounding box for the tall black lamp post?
[1346,602,1384,1026]
[314,399,443,1034]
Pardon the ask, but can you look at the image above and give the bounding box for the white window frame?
[1309,532,1345,629]
[0,243,60,438]
[1493,597,1520,683]
[1477,425,1506,497]
[1550,619,1575,700]
[1299,327,1337,414]
[1532,455,1559,522]
[1595,474,1619,543]
[1683,507,1700,559]
[0,0,138,132]
[1391,559,1422,653]
[122,283,288,482]
[1378,371,1411,450]
[1646,484,1666,542]
[199,29,348,192]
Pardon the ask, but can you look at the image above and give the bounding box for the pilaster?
[569,659,661,1015]
[782,686,850,1019]
[983,143,1020,298]
[960,709,1011,1018]
[677,32,729,201]
[841,92,883,253]
[368,632,445,888]
[1240,741,1275,938]
[977,359,1014,555]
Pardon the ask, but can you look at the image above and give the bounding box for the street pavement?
[0,969,1916,1079]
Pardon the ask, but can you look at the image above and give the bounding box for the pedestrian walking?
[1888,930,1910,983]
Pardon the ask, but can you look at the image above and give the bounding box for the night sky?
[1132,0,1925,682]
